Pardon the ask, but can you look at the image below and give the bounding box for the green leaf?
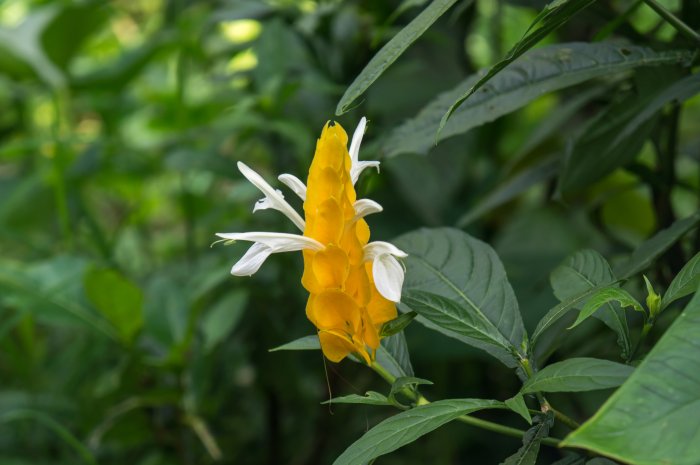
[569,287,644,329]
[332,399,503,465]
[269,335,320,352]
[395,228,526,366]
[500,412,554,465]
[201,290,248,353]
[558,73,700,195]
[440,0,596,133]
[505,394,532,425]
[614,210,700,279]
[83,268,144,345]
[380,311,417,337]
[377,332,415,378]
[531,283,616,346]
[383,43,692,157]
[662,251,700,309]
[550,250,630,359]
[521,358,634,394]
[551,455,586,465]
[561,289,700,465]
[322,391,391,406]
[456,158,559,227]
[389,377,433,405]
[402,290,515,355]
[335,0,464,115]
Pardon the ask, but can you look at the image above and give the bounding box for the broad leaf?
[383,43,692,157]
[614,210,700,279]
[395,228,526,365]
[377,332,415,378]
[550,250,630,359]
[83,268,144,345]
[335,0,464,114]
[558,73,700,195]
[322,391,391,406]
[440,0,596,132]
[500,412,554,465]
[521,358,633,394]
[569,287,644,329]
[562,289,700,465]
[662,251,700,309]
[333,399,502,465]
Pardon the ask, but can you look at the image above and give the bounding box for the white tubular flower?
[237,161,305,231]
[278,173,307,201]
[353,198,383,221]
[348,117,381,185]
[363,241,408,303]
[216,232,324,276]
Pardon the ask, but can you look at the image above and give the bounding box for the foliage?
[1,0,699,464]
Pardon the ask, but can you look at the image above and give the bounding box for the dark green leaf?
[83,268,144,345]
[521,358,633,394]
[562,289,700,465]
[662,251,700,309]
[500,412,554,465]
[333,399,503,465]
[505,394,532,425]
[201,290,248,353]
[380,311,417,337]
[383,43,691,157]
[322,391,391,406]
[335,0,464,114]
[378,332,415,378]
[395,228,526,365]
[569,287,644,329]
[550,250,630,359]
[440,0,596,132]
[614,210,700,279]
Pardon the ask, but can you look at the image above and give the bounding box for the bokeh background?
[1,1,698,464]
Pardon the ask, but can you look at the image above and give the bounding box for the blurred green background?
[0,0,698,464]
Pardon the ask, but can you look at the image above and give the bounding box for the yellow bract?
[302,122,396,363]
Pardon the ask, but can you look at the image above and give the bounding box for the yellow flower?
[217,118,407,363]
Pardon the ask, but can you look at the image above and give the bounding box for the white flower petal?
[353,198,383,221]
[231,242,272,276]
[364,241,408,261]
[216,231,324,252]
[237,161,305,231]
[349,116,367,167]
[351,160,381,185]
[372,254,404,302]
[278,173,307,201]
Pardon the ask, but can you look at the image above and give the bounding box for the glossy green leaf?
[662,251,700,309]
[521,358,633,394]
[269,335,320,352]
[615,210,700,279]
[562,289,700,465]
[558,73,700,195]
[569,287,644,329]
[500,412,554,465]
[395,228,526,365]
[201,289,248,353]
[505,394,532,425]
[83,268,144,345]
[440,0,596,132]
[322,391,391,406]
[380,311,417,337]
[383,43,692,157]
[335,0,464,115]
[333,399,503,465]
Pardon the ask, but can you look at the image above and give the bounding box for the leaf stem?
[641,0,700,46]
[370,361,562,448]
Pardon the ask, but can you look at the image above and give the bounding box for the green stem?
[631,320,654,360]
[520,358,580,430]
[641,0,700,46]
[370,362,562,448]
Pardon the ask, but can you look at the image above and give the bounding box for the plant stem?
[370,361,562,448]
[630,320,654,360]
[642,0,700,46]
[520,358,580,430]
